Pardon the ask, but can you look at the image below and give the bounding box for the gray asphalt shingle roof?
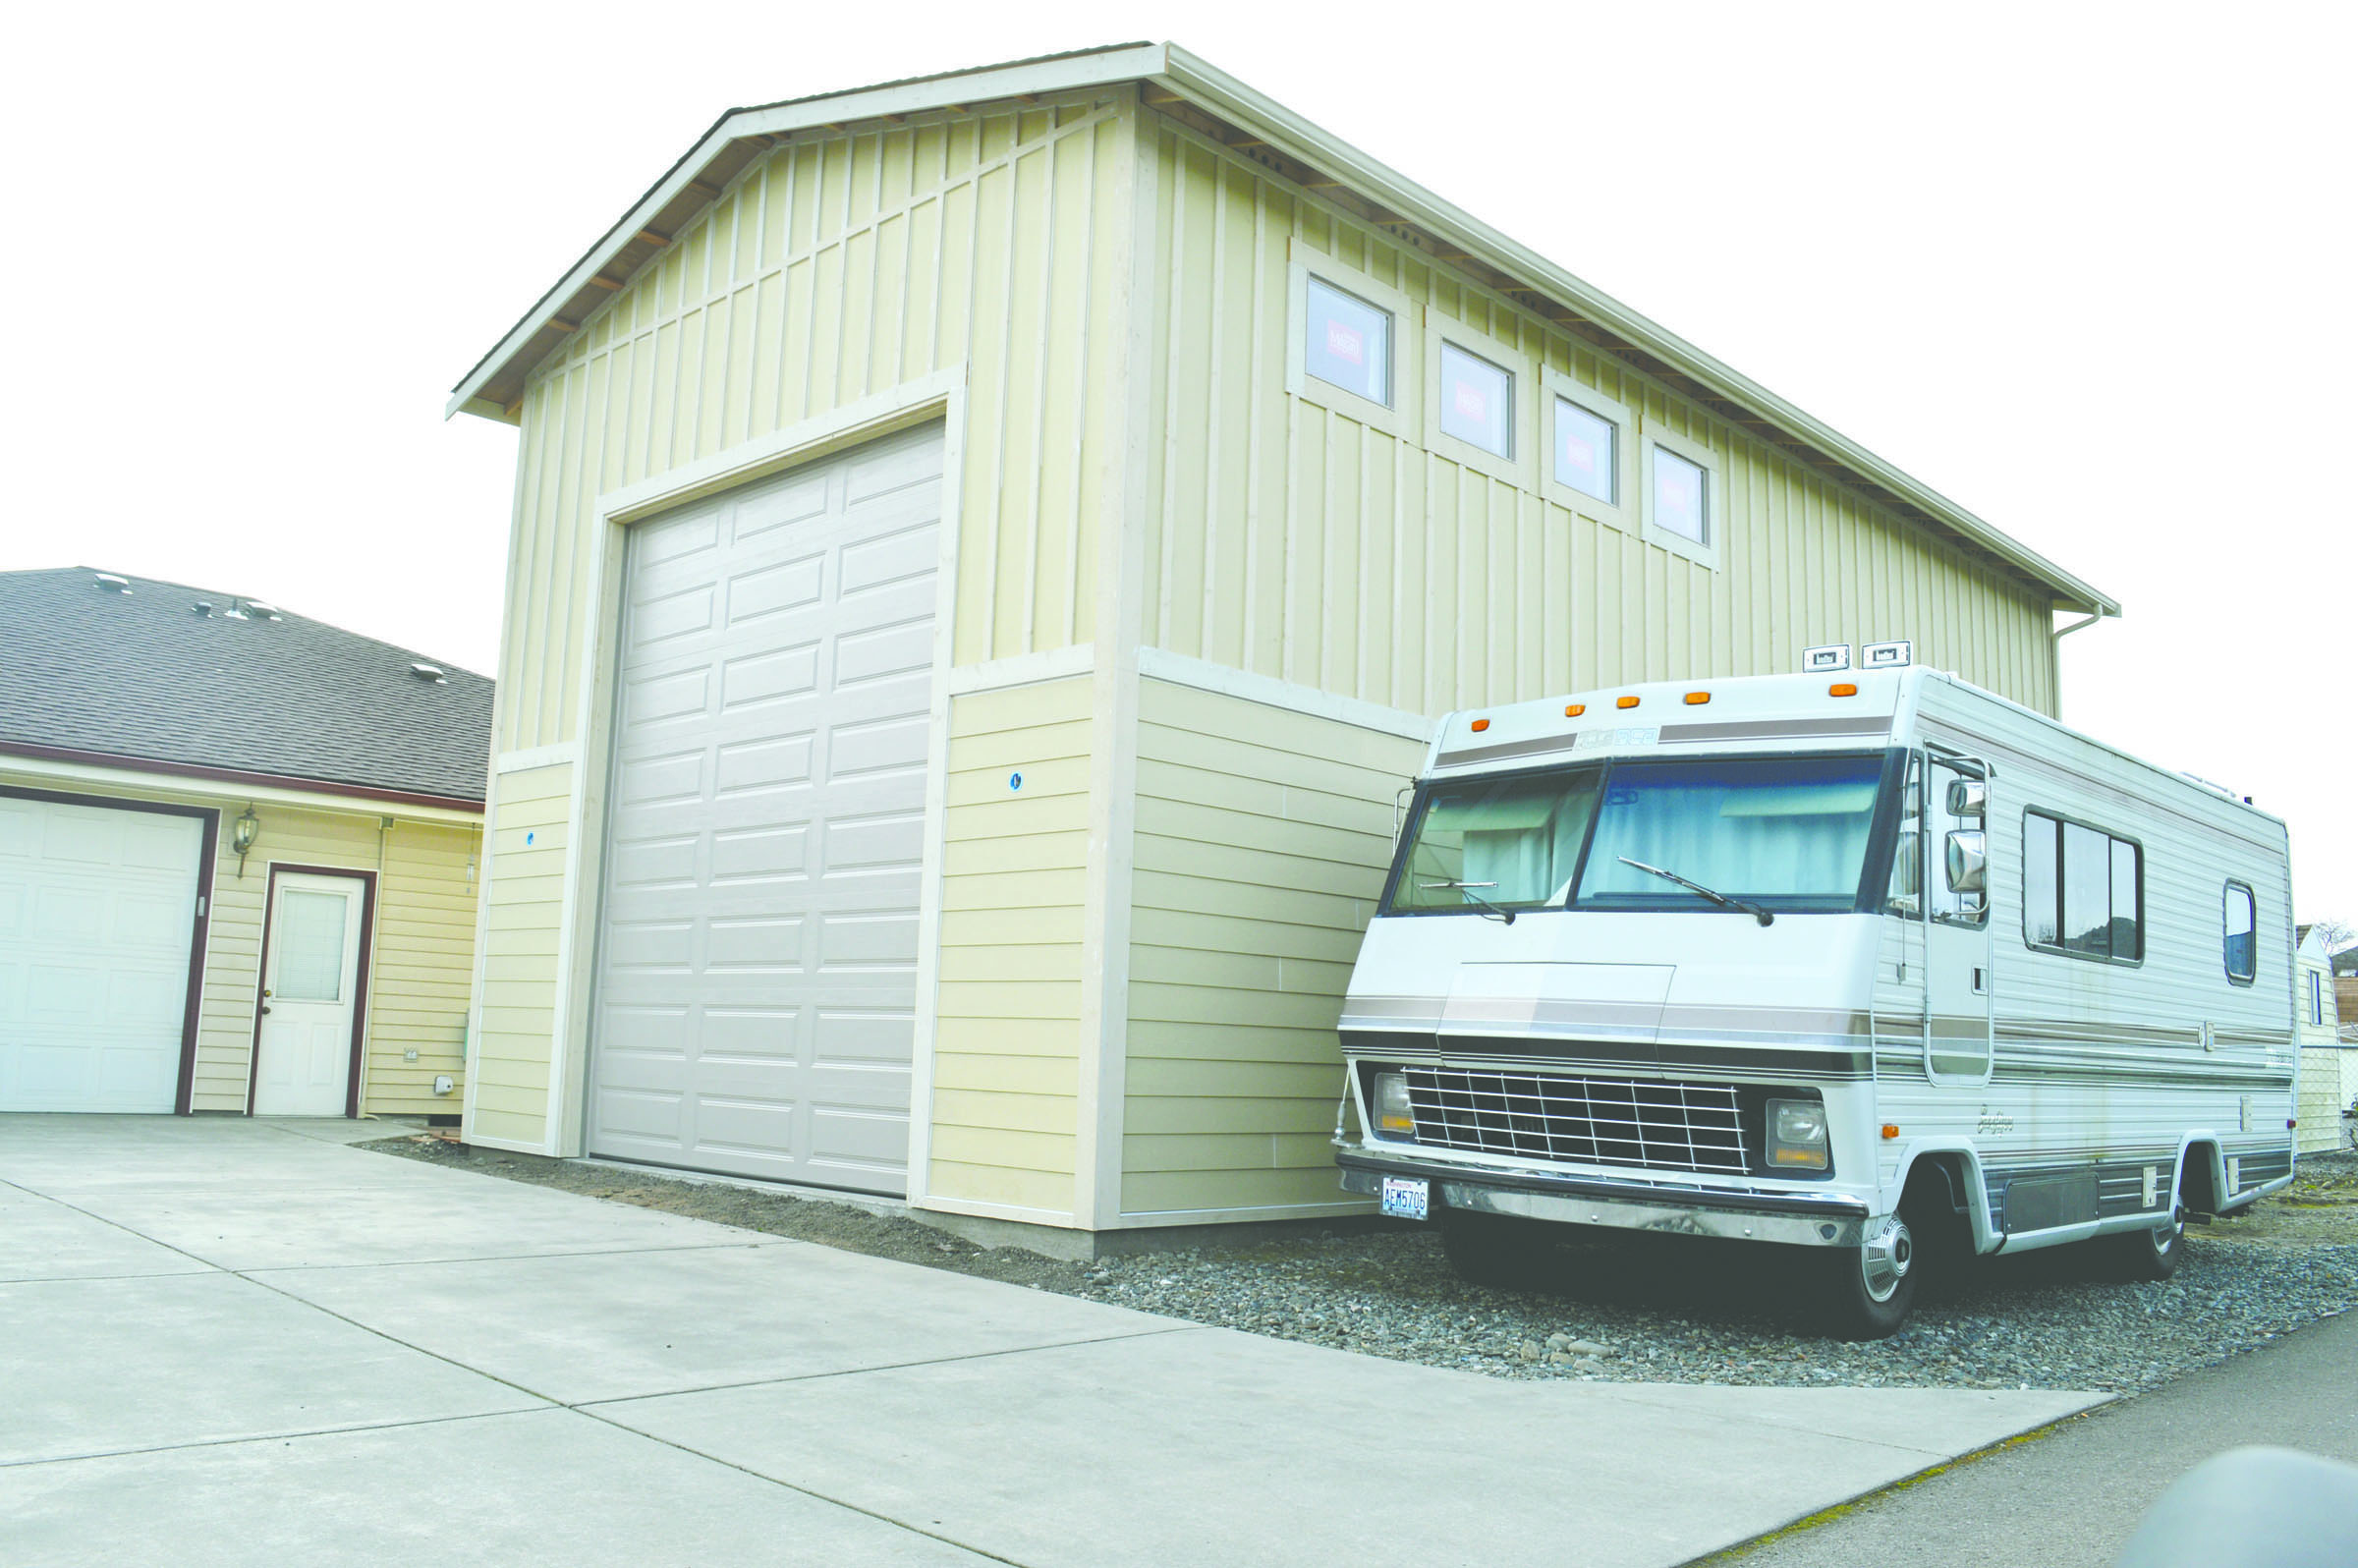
[1,567,493,804]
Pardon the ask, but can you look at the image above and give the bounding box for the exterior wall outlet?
[433,1075,454,1095]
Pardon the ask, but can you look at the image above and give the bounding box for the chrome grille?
[1404,1068,1749,1175]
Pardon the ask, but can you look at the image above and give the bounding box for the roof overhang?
[448,40,2117,619]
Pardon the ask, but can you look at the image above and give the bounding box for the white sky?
[4,4,2349,924]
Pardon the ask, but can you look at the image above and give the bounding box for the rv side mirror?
[1945,778,1987,818]
[1944,829,1987,894]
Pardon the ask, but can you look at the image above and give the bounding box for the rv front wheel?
[1821,1214,1917,1339]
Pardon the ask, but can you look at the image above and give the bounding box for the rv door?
[1924,751,1994,1087]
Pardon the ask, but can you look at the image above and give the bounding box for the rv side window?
[2023,809,2142,964]
[2224,882,2257,983]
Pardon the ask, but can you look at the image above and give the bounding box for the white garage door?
[588,421,942,1194]
[0,794,204,1113]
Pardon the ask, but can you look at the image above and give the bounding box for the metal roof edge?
[1154,45,2115,618]
[444,41,1167,422]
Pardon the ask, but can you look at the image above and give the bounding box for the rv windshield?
[1389,767,1603,914]
[1574,755,1886,914]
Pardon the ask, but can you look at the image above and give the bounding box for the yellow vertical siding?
[2297,945,2346,1153]
[465,763,572,1147]
[495,97,1134,756]
[929,677,1095,1217]
[1121,679,1425,1217]
[1135,114,2061,719]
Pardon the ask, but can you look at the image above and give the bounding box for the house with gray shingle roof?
[1,567,490,1120]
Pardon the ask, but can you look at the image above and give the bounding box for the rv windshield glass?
[1390,767,1603,914]
[1574,755,1886,914]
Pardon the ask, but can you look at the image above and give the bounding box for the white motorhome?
[1333,658,2298,1337]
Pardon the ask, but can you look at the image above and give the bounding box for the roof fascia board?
[445,42,1169,422]
[0,746,485,824]
[1155,46,2114,618]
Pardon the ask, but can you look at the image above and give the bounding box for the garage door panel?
[627,583,719,649]
[590,421,940,1194]
[0,797,201,1113]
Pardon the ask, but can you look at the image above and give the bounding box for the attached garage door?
[588,421,942,1194]
[0,794,204,1112]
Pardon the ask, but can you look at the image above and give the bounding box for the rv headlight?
[1373,1073,1417,1139]
[1768,1098,1829,1171]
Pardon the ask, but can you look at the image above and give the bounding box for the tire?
[1438,1207,1552,1291]
[1819,1212,1918,1340]
[2102,1210,2184,1280]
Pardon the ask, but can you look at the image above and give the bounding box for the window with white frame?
[1554,396,1616,504]
[1437,341,1513,458]
[1284,246,1411,438]
[1653,445,1709,542]
[1302,276,1390,408]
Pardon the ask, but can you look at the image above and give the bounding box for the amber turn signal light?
[1615,695,1640,709]
[1830,683,1859,698]
[1881,1124,1900,1140]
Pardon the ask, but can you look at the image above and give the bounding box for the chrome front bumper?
[1338,1146,1873,1249]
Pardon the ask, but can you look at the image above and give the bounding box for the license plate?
[1379,1175,1430,1221]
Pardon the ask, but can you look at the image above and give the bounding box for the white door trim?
[543,366,970,1176]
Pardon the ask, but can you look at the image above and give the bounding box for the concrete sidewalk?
[0,1116,2103,1567]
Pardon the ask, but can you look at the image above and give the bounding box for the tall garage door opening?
[0,793,205,1113]
[588,421,942,1194]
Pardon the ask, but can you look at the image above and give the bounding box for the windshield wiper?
[1614,858,1775,926]
[1419,879,1518,924]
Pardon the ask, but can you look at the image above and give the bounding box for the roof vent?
[244,599,284,621]
[193,601,213,617]
[93,573,131,593]
[410,662,448,684]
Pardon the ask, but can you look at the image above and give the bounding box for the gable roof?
[0,568,493,807]
[447,40,2116,620]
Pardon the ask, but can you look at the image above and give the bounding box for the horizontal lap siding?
[930,677,1094,1216]
[466,763,571,1145]
[497,98,1135,756]
[1121,679,1426,1217]
[361,821,478,1116]
[1137,115,2060,721]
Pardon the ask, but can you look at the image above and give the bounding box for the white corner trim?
[493,743,582,775]
[1137,647,1435,743]
[595,366,969,526]
[945,644,1095,697]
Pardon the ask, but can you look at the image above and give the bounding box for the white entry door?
[253,872,366,1116]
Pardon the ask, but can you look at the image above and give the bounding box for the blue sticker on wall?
[525,831,535,846]
[1009,771,1024,792]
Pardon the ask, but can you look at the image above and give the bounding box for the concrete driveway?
[0,1116,2102,1567]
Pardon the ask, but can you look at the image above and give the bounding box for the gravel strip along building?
[447,42,2114,1252]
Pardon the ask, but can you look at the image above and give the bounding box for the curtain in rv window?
[1575,756,1884,912]
[1389,768,1603,913]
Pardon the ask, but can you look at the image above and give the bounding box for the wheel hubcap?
[1861,1216,1913,1303]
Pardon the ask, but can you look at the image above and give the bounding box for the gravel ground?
[364,1137,2358,1396]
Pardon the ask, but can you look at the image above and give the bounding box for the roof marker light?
[1683,692,1710,705]
[1564,703,1586,717]
[1615,696,1640,709]
[1829,683,1859,698]
[1470,717,1490,732]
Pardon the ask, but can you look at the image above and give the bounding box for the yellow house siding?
[493,97,1137,756]
[1134,113,2061,720]
[0,763,481,1118]
[928,676,1095,1218]
[1120,677,1426,1218]
[464,762,573,1147]
[2296,944,2345,1153]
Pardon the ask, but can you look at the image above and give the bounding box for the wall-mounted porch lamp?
[232,806,260,877]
